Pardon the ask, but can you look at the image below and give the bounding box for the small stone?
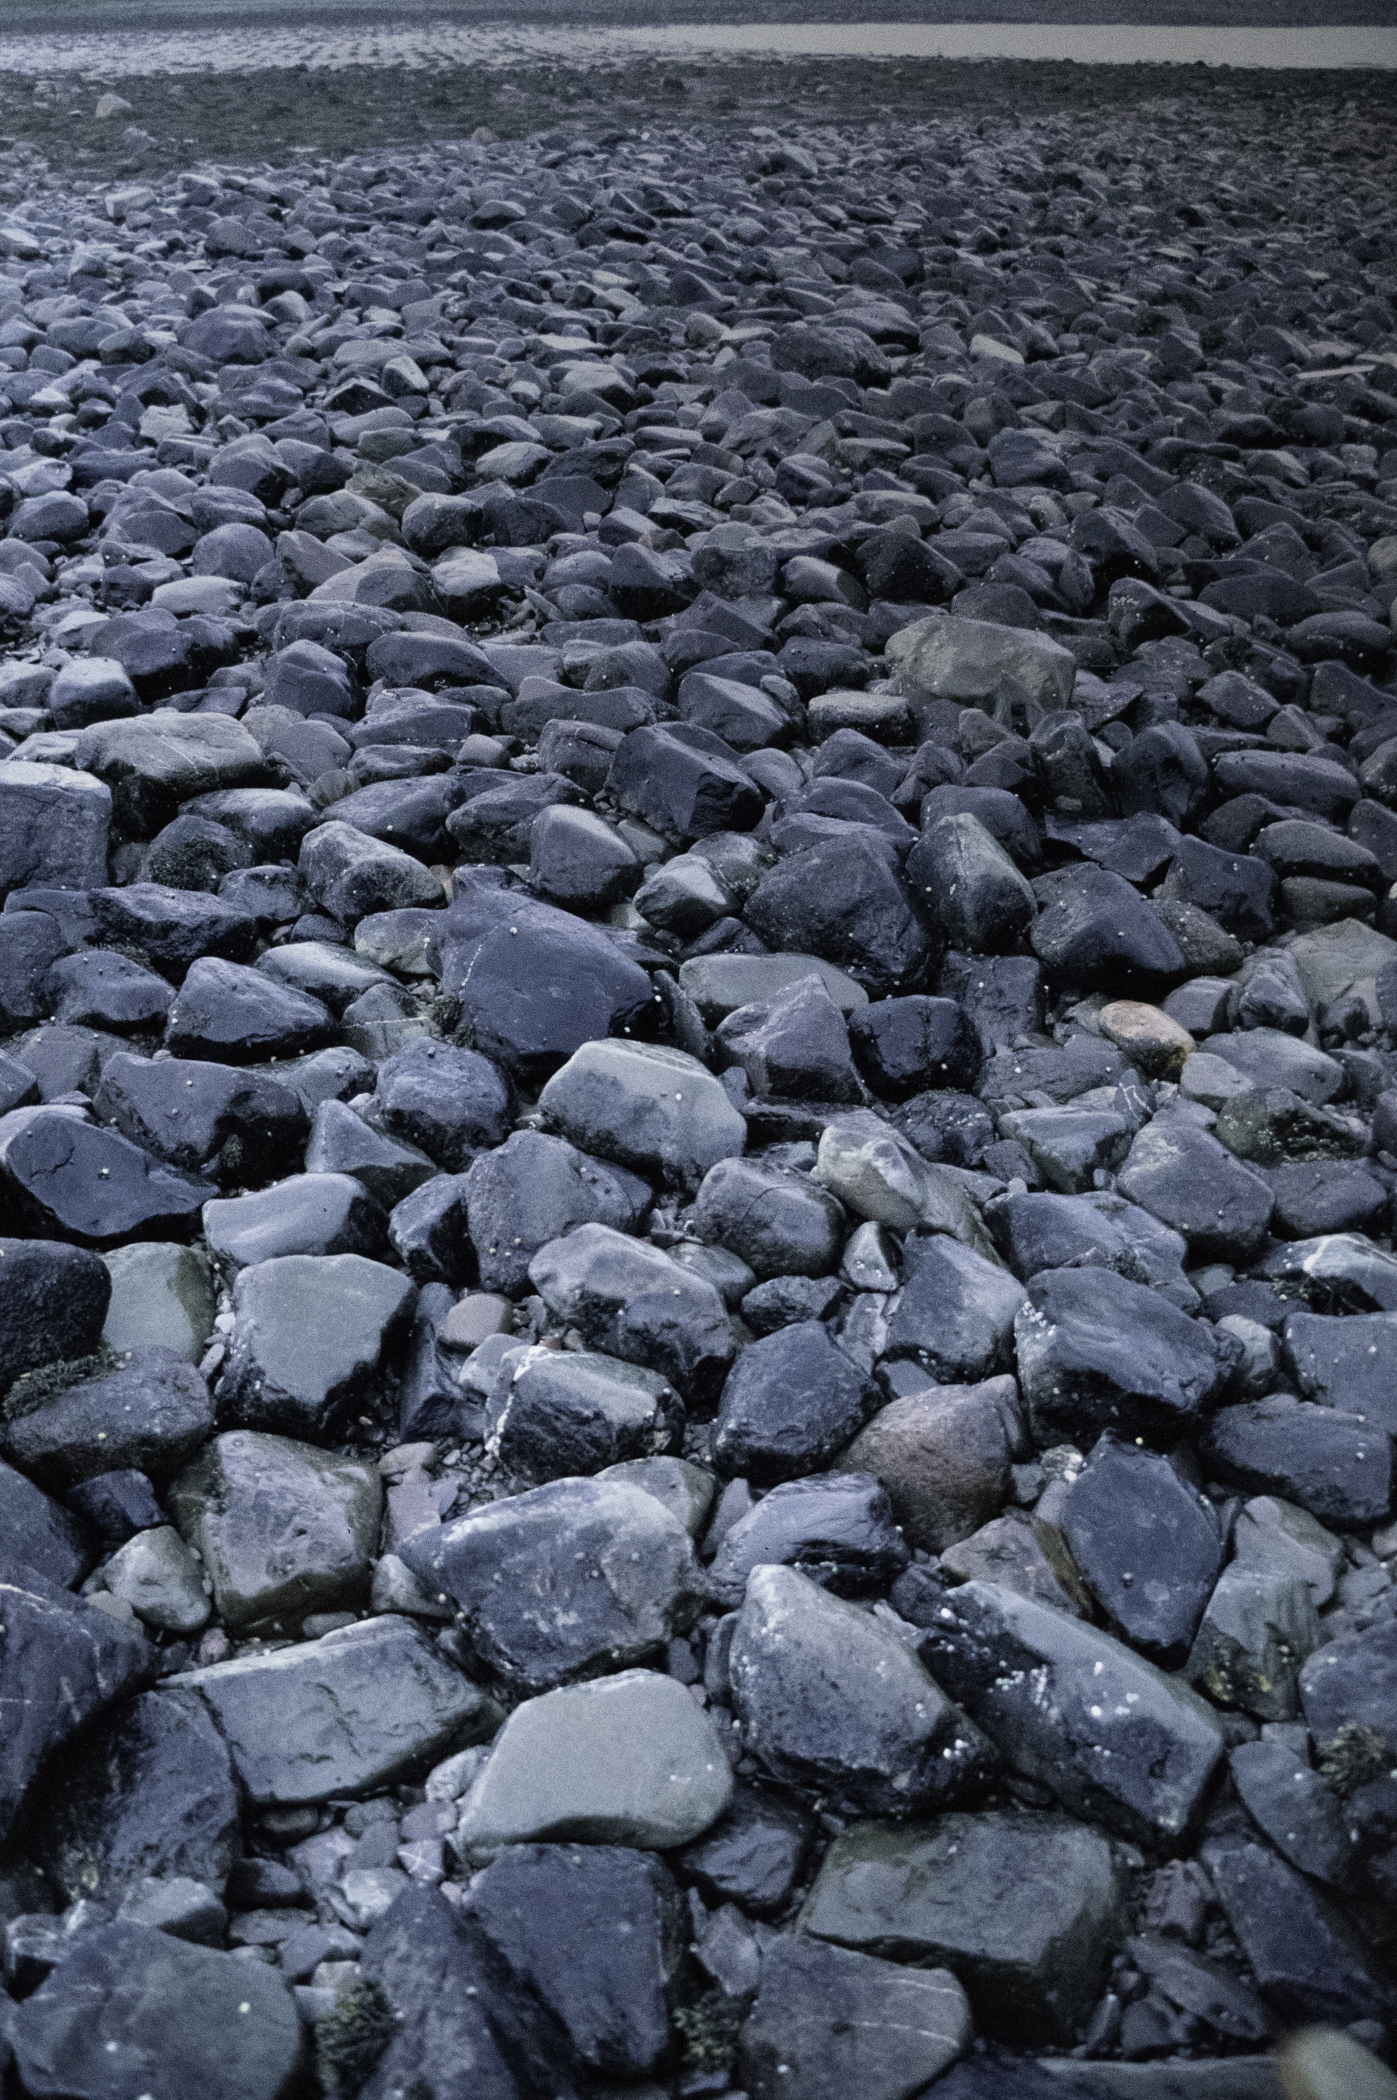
[102,1524,211,1634]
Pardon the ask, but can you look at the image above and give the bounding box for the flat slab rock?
[174,1614,500,1804]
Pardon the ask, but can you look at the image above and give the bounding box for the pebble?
[0,60,1393,2099]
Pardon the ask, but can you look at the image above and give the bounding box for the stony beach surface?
[0,49,1394,2100]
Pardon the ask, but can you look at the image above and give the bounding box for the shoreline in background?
[6,0,1397,31]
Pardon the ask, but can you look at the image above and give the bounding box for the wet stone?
[799,1808,1125,2045]
[398,1473,706,1692]
[728,1563,993,1817]
[176,1615,500,1806]
[454,1667,733,1860]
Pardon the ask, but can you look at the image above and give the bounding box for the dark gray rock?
[885,1230,1027,1381]
[45,950,175,1034]
[94,1053,306,1187]
[470,1845,682,2077]
[9,1921,305,2100]
[1,1346,213,1490]
[433,882,653,1082]
[895,1570,1225,1844]
[202,1172,387,1268]
[744,833,932,996]
[607,721,763,846]
[0,912,67,1032]
[356,1884,582,2100]
[1300,1616,1397,1760]
[848,994,982,1100]
[0,1562,151,1842]
[364,1037,512,1170]
[906,812,1037,954]
[692,1155,845,1280]
[388,1170,475,1286]
[799,1809,1125,2045]
[539,1038,745,1193]
[1116,1120,1274,1264]
[986,1188,1191,1296]
[1059,1435,1225,1665]
[66,1468,164,1545]
[738,1931,970,2100]
[399,1474,705,1692]
[1202,1839,1395,2029]
[0,762,111,894]
[215,1252,415,1439]
[164,957,335,1062]
[529,1223,735,1400]
[0,1237,110,1395]
[1185,1559,1320,1722]
[464,1128,650,1296]
[25,1688,240,1906]
[716,972,865,1102]
[1228,1739,1354,1887]
[0,1456,93,1588]
[1199,1394,1392,1527]
[1283,1309,1397,1437]
[674,1785,813,1917]
[176,1615,499,1805]
[299,817,444,921]
[708,1472,910,1605]
[489,1346,682,1481]
[729,1564,994,1816]
[1015,1266,1228,1445]
[89,883,258,973]
[1031,865,1185,991]
[304,1096,437,1209]
[711,1319,879,1484]
[0,1109,214,1247]
[169,1429,382,1634]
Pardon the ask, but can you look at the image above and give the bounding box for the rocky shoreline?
[0,64,1394,2100]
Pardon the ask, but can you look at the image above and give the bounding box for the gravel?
[0,48,1394,2100]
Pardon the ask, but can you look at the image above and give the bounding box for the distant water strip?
[1,20,1393,74]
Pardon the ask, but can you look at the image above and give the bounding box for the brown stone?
[840,1379,1016,1554]
[1098,1000,1195,1080]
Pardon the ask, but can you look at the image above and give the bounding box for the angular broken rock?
[169,1429,383,1634]
[528,1223,735,1398]
[539,1037,745,1193]
[174,1614,499,1805]
[894,1570,1225,1843]
[398,1472,706,1691]
[799,1808,1125,2045]
[0,1562,151,1841]
[728,1564,993,1816]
